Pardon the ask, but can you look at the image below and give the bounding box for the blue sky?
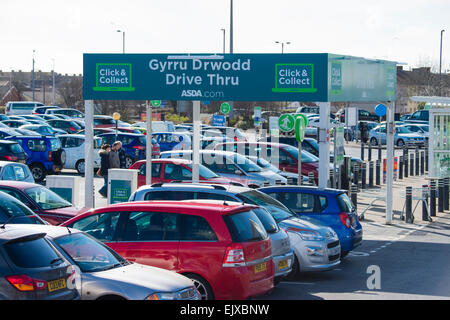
[1,0,449,74]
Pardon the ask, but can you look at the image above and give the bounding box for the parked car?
[42,225,200,300]
[405,110,428,124]
[213,142,320,179]
[259,186,362,258]
[201,137,234,150]
[200,129,224,138]
[0,129,22,140]
[0,224,79,300]
[161,150,285,187]
[35,114,61,121]
[338,109,379,123]
[18,124,66,137]
[76,128,114,136]
[93,115,116,128]
[0,140,28,163]
[0,115,8,121]
[116,127,142,135]
[0,190,47,225]
[400,114,411,121]
[5,101,44,116]
[402,123,429,141]
[153,132,192,152]
[0,181,84,225]
[0,161,34,183]
[354,121,379,141]
[1,120,31,128]
[17,115,47,122]
[62,201,274,300]
[46,119,82,134]
[97,132,160,168]
[133,121,175,132]
[130,184,341,277]
[72,119,85,130]
[129,159,239,188]
[6,136,66,182]
[202,126,247,142]
[45,108,84,119]
[59,134,102,174]
[32,105,61,115]
[369,125,425,147]
[295,106,320,114]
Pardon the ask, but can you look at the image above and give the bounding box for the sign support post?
[318,102,331,189]
[146,101,153,185]
[385,101,395,224]
[193,101,200,183]
[84,99,94,209]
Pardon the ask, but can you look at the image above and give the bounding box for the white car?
[59,134,101,174]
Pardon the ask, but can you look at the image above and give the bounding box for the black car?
[32,106,61,115]
[0,190,46,225]
[0,140,28,163]
[339,109,379,123]
[46,120,82,134]
[0,120,31,129]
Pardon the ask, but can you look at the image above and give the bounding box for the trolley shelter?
[83,53,397,223]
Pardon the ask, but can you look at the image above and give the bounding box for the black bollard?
[351,184,358,212]
[405,186,413,223]
[353,164,360,192]
[329,169,335,189]
[422,184,430,221]
[361,143,365,161]
[399,155,404,180]
[420,151,425,175]
[308,172,315,186]
[404,149,409,178]
[410,153,414,176]
[376,160,381,186]
[438,179,444,213]
[415,148,420,176]
[361,163,367,189]
[425,144,429,172]
[444,177,449,211]
[368,143,372,161]
[378,142,382,161]
[369,161,374,187]
[430,179,437,217]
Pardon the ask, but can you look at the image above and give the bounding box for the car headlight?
[146,292,176,300]
[146,287,201,300]
[297,230,325,241]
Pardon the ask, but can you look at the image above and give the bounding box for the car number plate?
[278,259,289,270]
[48,278,66,292]
[19,160,26,164]
[254,262,267,274]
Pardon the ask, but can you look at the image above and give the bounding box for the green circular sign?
[220,102,231,115]
[151,100,162,107]
[278,114,295,132]
[294,113,308,127]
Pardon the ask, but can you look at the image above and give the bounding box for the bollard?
[405,186,413,223]
[444,177,449,211]
[329,169,335,189]
[361,143,365,161]
[369,161,374,187]
[361,163,367,189]
[404,148,409,178]
[438,179,444,213]
[308,172,315,186]
[415,147,420,176]
[422,184,430,222]
[430,179,437,217]
[351,184,358,212]
[368,143,372,162]
[378,142,382,161]
[425,144,429,172]
[420,151,425,175]
[410,153,414,176]
[353,164,360,192]
[375,160,381,186]
[399,155,404,180]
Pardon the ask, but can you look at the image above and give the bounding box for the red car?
[0,181,86,225]
[214,141,320,178]
[129,159,241,188]
[62,201,274,300]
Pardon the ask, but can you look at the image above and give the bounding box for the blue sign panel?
[212,114,226,127]
[83,54,329,101]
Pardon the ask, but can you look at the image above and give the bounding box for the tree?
[57,76,83,108]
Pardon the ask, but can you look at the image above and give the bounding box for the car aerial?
[1,120,31,128]
[0,161,34,183]
[38,224,200,300]
[0,181,85,225]
[369,125,425,147]
[6,135,66,182]
[18,124,66,137]
[0,224,80,300]
[401,123,429,141]
[46,119,83,134]
[97,132,160,168]
[213,142,320,180]
[130,184,341,277]
[32,105,61,115]
[62,201,275,300]
[129,158,240,188]
[259,186,362,258]
[59,134,102,174]
[202,126,247,142]
[0,140,28,163]
[152,132,192,152]
[160,149,285,188]
[45,108,84,119]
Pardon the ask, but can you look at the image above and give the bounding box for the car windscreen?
[54,232,127,273]
[252,207,279,234]
[232,154,261,172]
[223,210,268,242]
[186,163,219,179]
[283,145,319,163]
[236,190,294,222]
[0,192,44,224]
[24,186,72,210]
[396,126,413,134]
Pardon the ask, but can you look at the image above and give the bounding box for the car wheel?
[125,156,133,169]
[76,160,85,175]
[370,137,378,146]
[397,139,405,147]
[30,163,46,182]
[185,274,214,300]
[284,254,300,280]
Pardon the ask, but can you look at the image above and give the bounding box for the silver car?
[22,224,201,300]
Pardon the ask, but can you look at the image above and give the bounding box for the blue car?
[259,186,363,257]
[152,132,192,152]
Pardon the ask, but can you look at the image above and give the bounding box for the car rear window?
[252,208,279,234]
[223,210,268,243]
[337,193,355,213]
[7,143,24,154]
[4,236,62,268]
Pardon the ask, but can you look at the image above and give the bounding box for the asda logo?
[181,90,202,97]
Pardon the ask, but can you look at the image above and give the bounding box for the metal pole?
[318,102,330,189]
[404,146,408,178]
[192,101,200,183]
[361,143,365,161]
[376,159,381,186]
[420,151,425,175]
[221,29,226,54]
[422,184,430,222]
[146,101,152,185]
[369,161,374,187]
[444,177,449,211]
[399,155,404,179]
[229,0,233,54]
[361,162,366,189]
[439,29,445,96]
[298,141,302,185]
[351,184,358,211]
[386,102,395,224]
[425,143,429,172]
[438,178,444,213]
[353,163,359,192]
[51,59,55,105]
[410,153,414,176]
[368,143,372,161]
[405,186,413,223]
[32,50,35,101]
[84,100,94,208]
[430,179,437,217]
[415,147,419,176]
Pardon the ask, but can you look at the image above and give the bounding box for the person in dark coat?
[98,144,111,197]
[115,141,127,168]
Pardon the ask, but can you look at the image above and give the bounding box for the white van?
[5,101,44,116]
[133,120,175,132]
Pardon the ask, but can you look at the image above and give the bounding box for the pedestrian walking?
[109,142,121,169]
[98,144,111,198]
[116,141,127,169]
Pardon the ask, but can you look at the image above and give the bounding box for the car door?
[61,137,76,169]
[161,163,191,182]
[112,211,180,271]
[136,162,162,186]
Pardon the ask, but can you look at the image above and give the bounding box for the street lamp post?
[52,59,56,105]
[117,30,125,53]
[275,41,291,54]
[32,50,35,101]
[221,28,226,54]
[230,0,233,54]
[439,29,445,96]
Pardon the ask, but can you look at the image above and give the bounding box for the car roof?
[0,180,38,189]
[0,140,19,144]
[98,132,144,137]
[135,182,251,194]
[259,185,345,195]
[134,158,192,165]
[0,224,78,243]
[216,141,291,148]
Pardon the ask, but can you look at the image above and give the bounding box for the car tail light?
[233,136,238,142]
[48,152,52,161]
[69,127,76,132]
[133,146,145,150]
[3,155,18,161]
[223,244,245,266]
[6,275,47,292]
[339,212,351,228]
